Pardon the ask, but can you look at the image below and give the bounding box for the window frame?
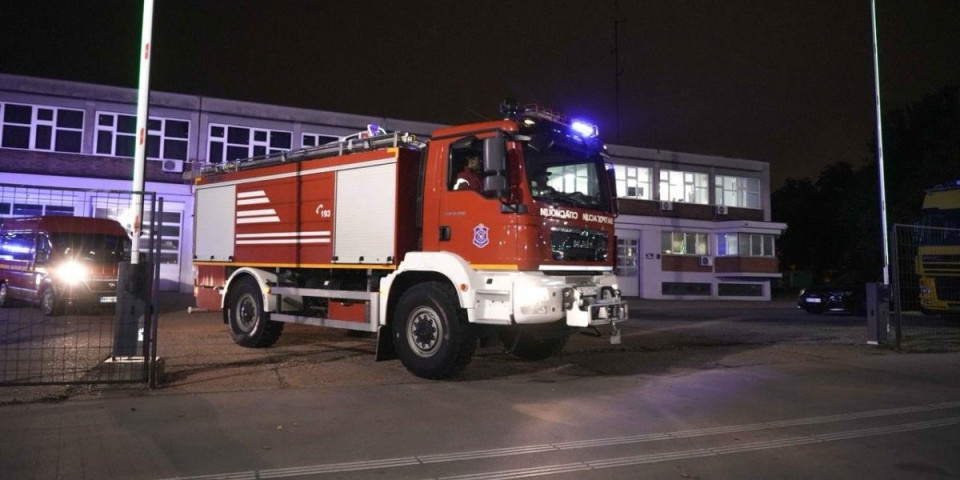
[614,164,652,199]
[714,175,761,209]
[659,169,709,204]
[207,123,293,163]
[302,133,340,148]
[661,231,709,256]
[717,233,776,257]
[95,111,190,160]
[1,102,84,153]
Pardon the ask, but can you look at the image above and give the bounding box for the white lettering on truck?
[541,207,614,225]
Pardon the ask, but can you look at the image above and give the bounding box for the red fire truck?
[190,101,627,378]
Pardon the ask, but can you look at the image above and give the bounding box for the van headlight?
[55,261,89,285]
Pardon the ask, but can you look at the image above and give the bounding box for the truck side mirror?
[605,159,619,215]
[482,136,508,198]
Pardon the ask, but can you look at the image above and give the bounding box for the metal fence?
[0,184,161,386]
[890,224,960,351]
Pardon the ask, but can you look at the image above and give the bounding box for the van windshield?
[49,233,130,264]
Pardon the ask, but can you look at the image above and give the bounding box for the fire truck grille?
[550,228,608,262]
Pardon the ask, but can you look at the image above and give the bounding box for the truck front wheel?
[227,277,283,348]
[393,282,475,379]
[40,287,64,316]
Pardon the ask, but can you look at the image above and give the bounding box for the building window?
[659,169,708,204]
[208,124,292,163]
[0,103,83,153]
[717,233,776,257]
[94,205,182,265]
[614,165,652,199]
[662,231,708,255]
[615,237,638,276]
[546,164,597,195]
[715,175,761,208]
[95,112,189,160]
[144,209,182,265]
[718,283,764,296]
[303,133,339,148]
[662,282,711,296]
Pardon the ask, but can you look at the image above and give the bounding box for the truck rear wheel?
[393,282,475,379]
[227,277,283,348]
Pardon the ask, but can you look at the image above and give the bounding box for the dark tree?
[773,84,960,287]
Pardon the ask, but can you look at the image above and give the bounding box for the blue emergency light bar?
[570,120,599,138]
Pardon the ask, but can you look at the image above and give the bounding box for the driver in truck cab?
[453,154,482,192]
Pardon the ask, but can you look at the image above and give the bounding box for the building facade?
[0,74,785,299]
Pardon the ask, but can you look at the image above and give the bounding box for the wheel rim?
[42,290,54,313]
[407,306,443,358]
[235,292,259,333]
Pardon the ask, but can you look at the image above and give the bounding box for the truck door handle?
[439,226,451,241]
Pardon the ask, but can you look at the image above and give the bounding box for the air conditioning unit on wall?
[162,159,184,173]
[699,256,714,267]
[660,201,673,211]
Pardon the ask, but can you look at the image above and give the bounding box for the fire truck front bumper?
[559,286,629,328]
[473,274,628,328]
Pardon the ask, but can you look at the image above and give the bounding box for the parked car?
[797,274,866,315]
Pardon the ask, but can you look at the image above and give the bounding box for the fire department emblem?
[473,224,490,248]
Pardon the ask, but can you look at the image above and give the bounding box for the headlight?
[55,261,89,285]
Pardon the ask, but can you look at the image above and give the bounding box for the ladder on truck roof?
[193,130,425,177]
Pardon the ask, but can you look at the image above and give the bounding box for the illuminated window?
[661,231,708,255]
[0,103,83,153]
[95,112,189,160]
[659,169,708,204]
[208,123,292,163]
[715,175,761,208]
[717,233,776,257]
[614,165,652,199]
[546,164,597,196]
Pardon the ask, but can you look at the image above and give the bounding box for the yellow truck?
[917,181,960,314]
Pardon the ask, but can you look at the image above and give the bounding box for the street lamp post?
[870,0,890,286]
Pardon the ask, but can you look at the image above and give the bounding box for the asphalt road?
[1,297,958,479]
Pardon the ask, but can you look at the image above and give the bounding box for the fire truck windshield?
[523,142,613,213]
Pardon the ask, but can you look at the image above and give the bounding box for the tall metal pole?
[131,0,155,265]
[613,0,625,143]
[870,0,890,285]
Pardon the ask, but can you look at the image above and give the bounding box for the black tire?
[0,282,9,308]
[392,282,475,379]
[501,324,569,361]
[39,286,63,316]
[226,277,283,348]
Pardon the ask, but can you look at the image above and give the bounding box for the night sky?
[2,1,958,187]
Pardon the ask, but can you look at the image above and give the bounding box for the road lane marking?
[160,401,960,480]
[434,417,960,480]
